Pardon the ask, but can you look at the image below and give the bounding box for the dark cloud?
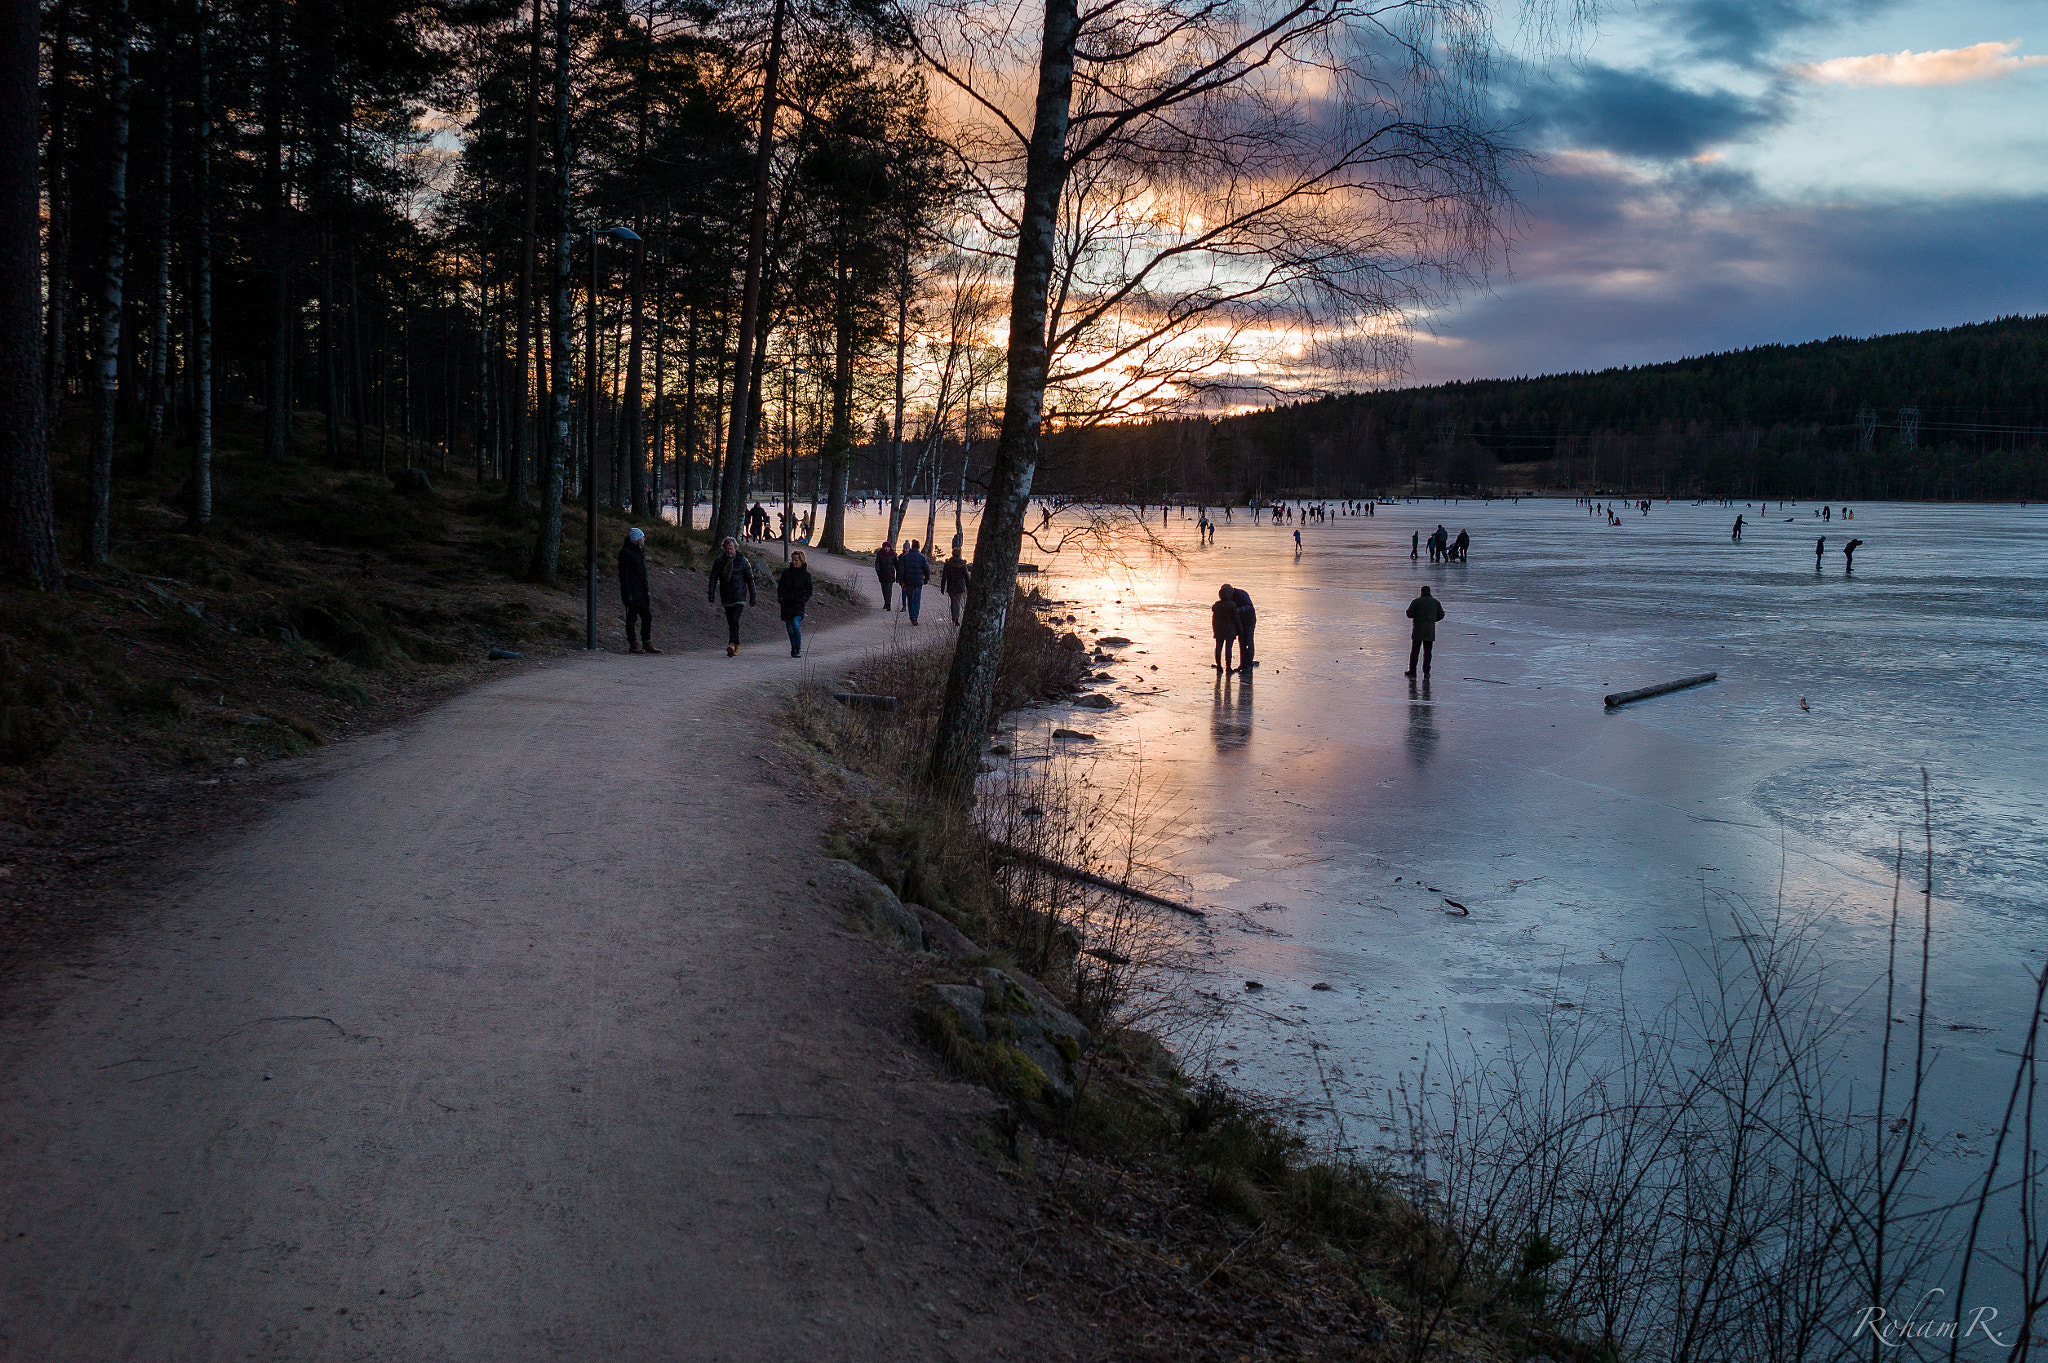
[1662,0,1901,68]
[1512,64,1780,159]
[1405,165,2048,383]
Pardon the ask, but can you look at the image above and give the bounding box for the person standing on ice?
[1845,538,1863,570]
[1211,587,1240,672]
[1405,585,1444,678]
[1815,535,1826,569]
[1732,515,1745,541]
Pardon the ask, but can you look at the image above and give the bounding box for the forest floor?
[0,405,857,990]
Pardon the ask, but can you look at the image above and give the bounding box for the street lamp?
[587,224,641,651]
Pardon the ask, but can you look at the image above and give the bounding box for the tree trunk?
[680,304,696,530]
[925,0,1078,798]
[714,0,784,545]
[86,0,133,564]
[186,0,212,530]
[44,0,72,440]
[820,252,852,552]
[143,50,171,475]
[320,221,341,460]
[0,0,58,587]
[624,234,645,518]
[650,261,664,520]
[261,0,288,460]
[886,233,909,544]
[527,0,573,581]
[509,0,542,505]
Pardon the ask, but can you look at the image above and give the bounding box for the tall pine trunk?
[86,0,132,563]
[261,0,288,460]
[0,0,58,587]
[43,0,71,440]
[509,0,541,505]
[527,0,573,580]
[714,0,784,544]
[624,235,645,518]
[820,251,852,552]
[186,0,212,530]
[886,234,909,544]
[680,303,696,531]
[926,0,1078,797]
[143,52,171,475]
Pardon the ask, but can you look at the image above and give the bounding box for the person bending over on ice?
[705,537,757,656]
[1224,584,1258,669]
[1211,587,1240,672]
[777,551,814,657]
[1406,584,1444,678]
[618,527,659,654]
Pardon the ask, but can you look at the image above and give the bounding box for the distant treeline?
[1040,315,2048,501]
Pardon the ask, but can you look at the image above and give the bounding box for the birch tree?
[911,0,1545,794]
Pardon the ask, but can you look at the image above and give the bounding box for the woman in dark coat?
[874,540,898,610]
[1211,587,1239,672]
[777,551,815,657]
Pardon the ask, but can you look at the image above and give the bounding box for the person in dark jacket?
[874,540,898,610]
[898,540,931,624]
[777,550,814,657]
[1453,529,1469,562]
[1844,538,1863,570]
[618,527,659,654]
[1815,535,1826,569]
[705,537,757,656]
[940,551,971,625]
[1405,584,1445,677]
[1223,584,1257,669]
[1211,587,1240,671]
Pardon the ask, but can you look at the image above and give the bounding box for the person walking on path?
[706,536,758,656]
[874,540,898,611]
[1226,584,1258,669]
[940,549,971,625]
[1815,535,1826,569]
[1405,585,1445,678]
[776,550,814,657]
[1845,538,1863,570]
[1211,587,1240,672]
[898,540,931,624]
[618,527,660,654]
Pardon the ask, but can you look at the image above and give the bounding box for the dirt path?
[0,555,1065,1361]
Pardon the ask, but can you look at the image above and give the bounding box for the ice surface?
[821,500,2045,1137]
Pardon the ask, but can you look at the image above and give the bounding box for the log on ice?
[1604,672,1717,709]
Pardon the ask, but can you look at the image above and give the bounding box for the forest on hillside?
[1043,316,2048,502]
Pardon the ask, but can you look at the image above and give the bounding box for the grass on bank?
[792,633,2048,1363]
[782,615,1580,1362]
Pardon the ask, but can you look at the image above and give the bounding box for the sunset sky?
[1401,0,2048,384]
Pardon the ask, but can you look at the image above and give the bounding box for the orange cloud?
[1795,40,2048,87]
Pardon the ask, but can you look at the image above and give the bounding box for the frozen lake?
[819,498,2046,1144]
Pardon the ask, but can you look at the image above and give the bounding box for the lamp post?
[587,224,641,650]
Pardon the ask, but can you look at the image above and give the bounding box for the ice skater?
[1844,538,1863,571]
[1410,531,1419,560]
[1732,515,1745,541]
[1815,535,1825,569]
[1405,585,1444,678]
